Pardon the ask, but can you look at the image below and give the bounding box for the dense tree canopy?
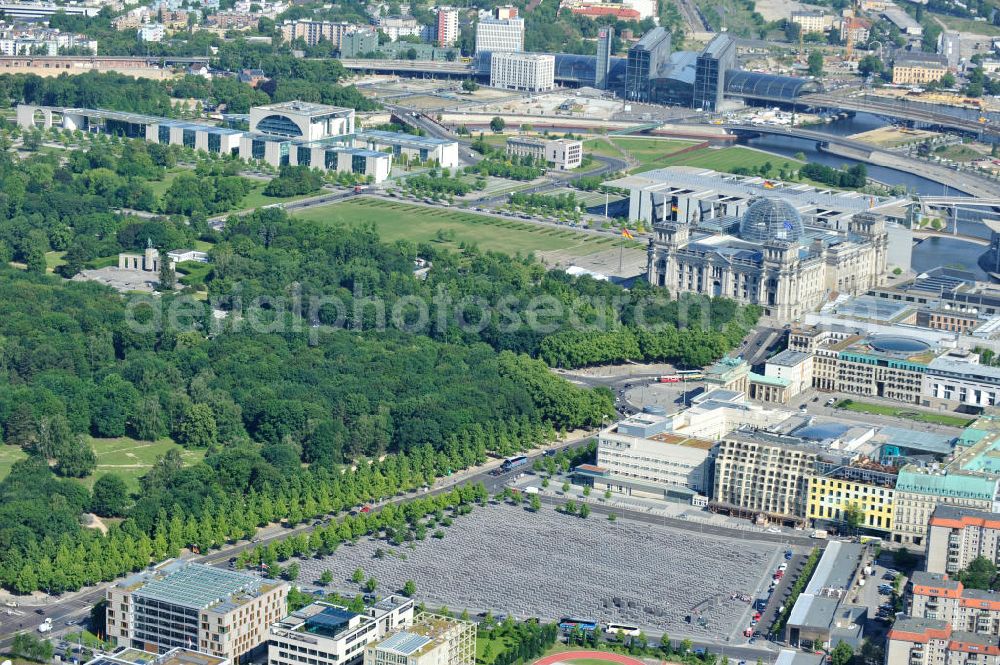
[0,94,753,595]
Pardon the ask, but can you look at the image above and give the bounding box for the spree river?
[736,113,993,279]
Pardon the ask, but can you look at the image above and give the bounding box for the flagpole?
[618,239,623,273]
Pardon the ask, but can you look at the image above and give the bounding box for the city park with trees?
[0,36,763,599]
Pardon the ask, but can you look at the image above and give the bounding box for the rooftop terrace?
[647,432,715,450]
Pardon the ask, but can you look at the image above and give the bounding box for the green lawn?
[238,183,316,210]
[476,635,514,665]
[836,399,975,428]
[582,136,701,172]
[695,0,762,36]
[45,250,66,273]
[608,137,700,172]
[0,445,28,481]
[935,144,984,162]
[635,146,805,175]
[177,260,213,288]
[292,197,632,257]
[584,137,626,160]
[150,170,315,213]
[935,13,1000,35]
[64,630,114,650]
[86,437,205,490]
[147,169,183,201]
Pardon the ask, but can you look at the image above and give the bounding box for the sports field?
[534,653,646,665]
[292,197,633,257]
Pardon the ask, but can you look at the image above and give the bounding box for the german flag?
[763,180,775,189]
[622,228,634,239]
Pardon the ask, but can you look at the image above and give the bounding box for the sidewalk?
[0,430,595,609]
[509,474,798,540]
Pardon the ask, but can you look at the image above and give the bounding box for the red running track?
[533,652,647,665]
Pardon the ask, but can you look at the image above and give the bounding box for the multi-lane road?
[0,434,596,648]
[3,418,805,663]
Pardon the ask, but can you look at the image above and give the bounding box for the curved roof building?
[724,70,823,101]
[740,198,805,244]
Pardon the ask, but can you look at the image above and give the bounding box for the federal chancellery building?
[16,100,459,183]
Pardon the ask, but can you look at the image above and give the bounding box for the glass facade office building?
[595,26,613,90]
[625,27,670,102]
[692,33,735,111]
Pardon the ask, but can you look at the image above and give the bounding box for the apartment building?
[892,468,997,547]
[909,571,1000,634]
[107,562,288,660]
[474,11,524,53]
[489,52,554,92]
[790,10,834,33]
[364,614,475,665]
[377,16,426,41]
[926,506,1000,575]
[138,23,166,42]
[840,17,871,45]
[269,597,414,665]
[711,429,821,524]
[279,20,352,47]
[886,617,1000,665]
[160,11,191,31]
[807,467,896,534]
[436,7,458,46]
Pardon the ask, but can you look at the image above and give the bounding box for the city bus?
[558,618,598,632]
[604,622,641,636]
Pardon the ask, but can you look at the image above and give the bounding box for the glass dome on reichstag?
[738,198,804,244]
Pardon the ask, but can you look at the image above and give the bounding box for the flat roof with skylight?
[252,101,354,118]
[127,562,269,610]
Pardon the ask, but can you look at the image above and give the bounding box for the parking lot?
[758,550,810,639]
[297,502,783,641]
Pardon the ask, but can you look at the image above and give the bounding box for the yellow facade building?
[892,53,949,84]
[807,473,896,533]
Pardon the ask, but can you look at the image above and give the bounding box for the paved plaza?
[298,503,781,640]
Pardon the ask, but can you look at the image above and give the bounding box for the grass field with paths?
[292,197,634,257]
